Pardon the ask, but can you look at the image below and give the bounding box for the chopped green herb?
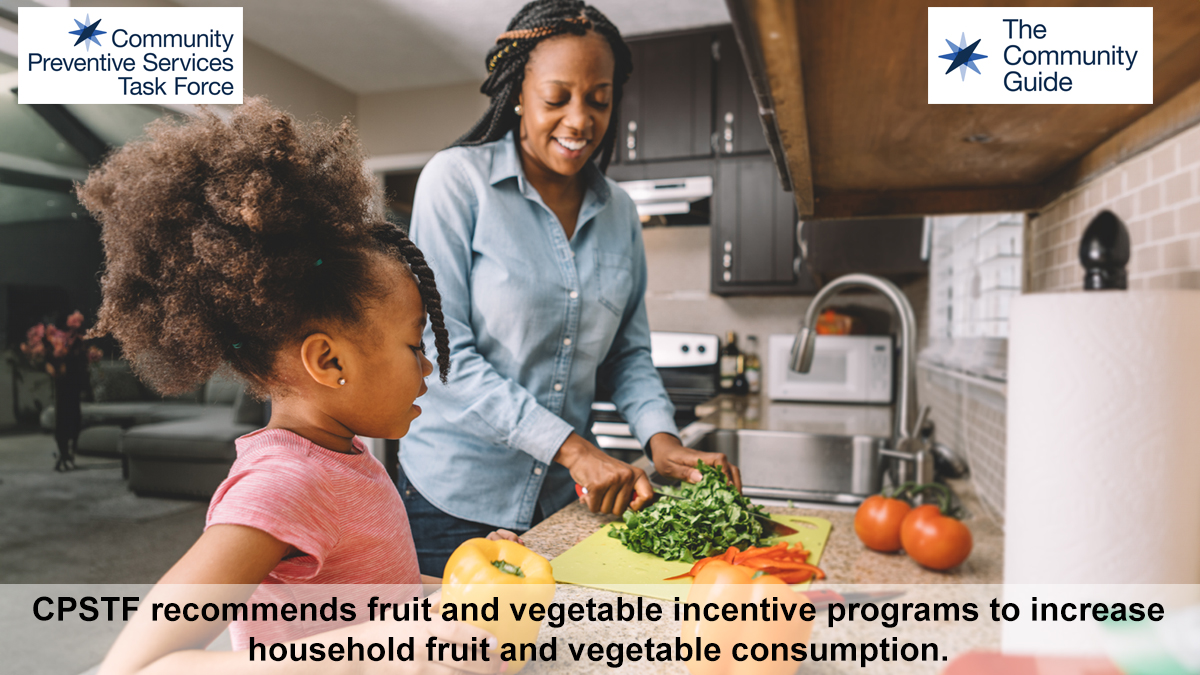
[608,462,772,562]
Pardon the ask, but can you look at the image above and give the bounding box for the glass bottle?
[719,331,742,392]
[744,335,762,395]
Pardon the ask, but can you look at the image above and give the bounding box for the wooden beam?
[1053,77,1200,194]
[812,186,1050,219]
[746,0,814,216]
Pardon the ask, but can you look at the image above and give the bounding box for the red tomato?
[900,504,973,570]
[854,494,912,552]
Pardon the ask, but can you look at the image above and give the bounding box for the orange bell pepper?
[680,561,815,675]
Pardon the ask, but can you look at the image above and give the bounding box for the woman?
[401,0,740,575]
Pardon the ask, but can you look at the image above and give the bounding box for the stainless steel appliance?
[616,176,712,226]
[590,331,719,457]
[767,334,893,404]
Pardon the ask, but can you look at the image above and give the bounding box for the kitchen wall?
[357,83,488,158]
[921,120,1200,526]
[642,225,928,394]
[1029,122,1200,292]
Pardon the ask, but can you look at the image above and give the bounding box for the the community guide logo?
[69,14,106,51]
[938,32,987,81]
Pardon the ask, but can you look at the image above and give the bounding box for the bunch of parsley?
[608,461,772,562]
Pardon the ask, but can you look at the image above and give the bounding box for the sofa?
[41,361,267,499]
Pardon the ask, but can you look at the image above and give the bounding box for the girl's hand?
[554,432,653,516]
[486,529,524,545]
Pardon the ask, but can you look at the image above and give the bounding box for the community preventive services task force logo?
[928,7,1152,104]
[18,6,242,104]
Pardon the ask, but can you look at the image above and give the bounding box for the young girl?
[81,99,508,674]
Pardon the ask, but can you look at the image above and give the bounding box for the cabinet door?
[621,32,713,163]
[712,155,814,294]
[714,28,769,156]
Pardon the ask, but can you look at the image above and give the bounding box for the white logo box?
[928,6,1152,105]
[18,6,243,104]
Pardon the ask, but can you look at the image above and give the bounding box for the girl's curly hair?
[78,98,450,397]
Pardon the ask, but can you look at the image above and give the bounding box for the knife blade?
[651,488,801,536]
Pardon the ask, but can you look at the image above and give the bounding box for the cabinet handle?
[626,120,637,161]
[723,112,734,154]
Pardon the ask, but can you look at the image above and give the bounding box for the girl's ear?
[299,333,343,389]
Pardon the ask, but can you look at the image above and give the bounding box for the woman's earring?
[514,104,523,116]
[337,378,346,386]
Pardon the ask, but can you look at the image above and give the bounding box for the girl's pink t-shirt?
[206,428,421,649]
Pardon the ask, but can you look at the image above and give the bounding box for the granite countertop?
[523,476,1002,586]
[690,392,895,438]
[510,391,1004,672]
[514,468,1004,672]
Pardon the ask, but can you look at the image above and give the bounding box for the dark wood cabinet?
[618,32,713,164]
[711,155,816,294]
[610,27,816,296]
[714,28,769,156]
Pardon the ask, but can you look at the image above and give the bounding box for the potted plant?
[16,311,102,471]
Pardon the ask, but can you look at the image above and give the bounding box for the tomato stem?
[908,482,954,516]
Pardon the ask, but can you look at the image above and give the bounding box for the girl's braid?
[372,226,452,383]
[451,0,632,173]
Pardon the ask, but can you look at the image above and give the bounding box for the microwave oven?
[767,334,893,404]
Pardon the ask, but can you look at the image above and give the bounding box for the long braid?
[451,0,632,173]
[371,225,452,383]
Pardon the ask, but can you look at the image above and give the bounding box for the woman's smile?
[553,136,590,156]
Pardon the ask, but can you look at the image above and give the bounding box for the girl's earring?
[514,104,523,116]
[337,378,346,386]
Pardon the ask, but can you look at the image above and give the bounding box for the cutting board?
[550,515,832,602]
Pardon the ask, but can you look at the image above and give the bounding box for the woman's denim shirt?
[401,132,678,530]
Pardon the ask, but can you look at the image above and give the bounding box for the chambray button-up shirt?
[401,131,677,530]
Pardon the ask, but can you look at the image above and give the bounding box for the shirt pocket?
[596,250,634,316]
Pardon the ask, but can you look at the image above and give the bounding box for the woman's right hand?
[553,433,653,516]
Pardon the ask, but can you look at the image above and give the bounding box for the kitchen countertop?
[690,393,894,439]
[523,476,1002,586]
[512,457,1004,672]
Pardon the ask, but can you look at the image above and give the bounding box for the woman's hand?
[553,433,653,516]
[648,433,742,492]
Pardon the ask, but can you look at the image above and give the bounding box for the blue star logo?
[69,14,107,51]
[939,32,987,81]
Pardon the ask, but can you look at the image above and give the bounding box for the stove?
[590,331,720,455]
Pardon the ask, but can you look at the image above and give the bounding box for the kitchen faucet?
[789,273,932,483]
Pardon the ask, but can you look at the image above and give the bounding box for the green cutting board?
[550,515,832,602]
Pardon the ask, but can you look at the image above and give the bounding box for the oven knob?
[680,345,689,353]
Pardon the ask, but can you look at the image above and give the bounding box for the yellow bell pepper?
[442,538,556,674]
[681,561,815,675]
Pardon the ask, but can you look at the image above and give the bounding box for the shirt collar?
[488,130,611,205]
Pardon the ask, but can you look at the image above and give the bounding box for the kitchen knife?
[802,589,906,610]
[650,488,801,536]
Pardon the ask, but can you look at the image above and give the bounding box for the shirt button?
[563,338,572,346]
[569,291,579,299]
[554,383,563,391]
[533,467,543,475]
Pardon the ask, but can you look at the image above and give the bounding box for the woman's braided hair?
[78,98,451,397]
[452,0,632,172]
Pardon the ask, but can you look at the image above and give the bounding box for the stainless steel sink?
[655,428,885,506]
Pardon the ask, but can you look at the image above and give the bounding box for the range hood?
[617,175,713,217]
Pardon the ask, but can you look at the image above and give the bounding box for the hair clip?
[315,258,324,267]
[232,342,243,349]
